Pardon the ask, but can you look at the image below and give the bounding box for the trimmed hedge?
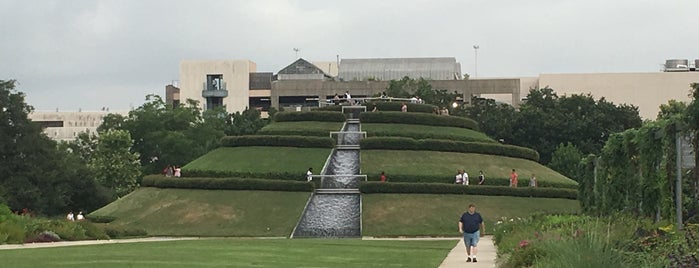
[368,174,577,189]
[141,175,315,192]
[221,135,334,148]
[315,102,437,114]
[179,170,307,181]
[257,129,333,137]
[361,137,540,162]
[359,182,578,199]
[360,111,479,130]
[274,111,346,122]
[85,215,116,223]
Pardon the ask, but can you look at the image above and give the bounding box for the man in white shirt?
[463,171,470,185]
[307,168,313,182]
[455,169,463,184]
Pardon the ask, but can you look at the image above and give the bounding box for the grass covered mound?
[0,239,456,268]
[362,194,580,237]
[361,150,576,188]
[89,188,310,237]
[183,147,331,179]
[362,123,494,143]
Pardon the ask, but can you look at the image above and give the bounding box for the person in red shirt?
[510,169,518,187]
[380,171,387,182]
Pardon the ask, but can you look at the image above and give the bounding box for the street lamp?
[473,45,479,78]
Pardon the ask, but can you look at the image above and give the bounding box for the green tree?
[0,80,110,215]
[89,129,141,197]
[658,99,687,120]
[463,97,516,143]
[548,142,584,181]
[225,108,267,136]
[98,95,229,174]
[684,83,699,206]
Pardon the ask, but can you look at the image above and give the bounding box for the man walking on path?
[459,204,485,263]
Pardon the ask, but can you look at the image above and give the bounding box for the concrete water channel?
[292,111,366,238]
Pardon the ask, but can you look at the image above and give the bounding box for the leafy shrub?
[25,231,61,243]
[220,135,334,148]
[77,221,110,240]
[85,214,117,223]
[176,170,311,181]
[359,182,577,199]
[103,225,147,238]
[141,176,315,192]
[360,111,479,130]
[273,111,346,122]
[28,219,87,241]
[365,129,495,143]
[0,221,26,244]
[361,137,540,162]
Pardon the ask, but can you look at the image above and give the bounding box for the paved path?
[439,235,497,268]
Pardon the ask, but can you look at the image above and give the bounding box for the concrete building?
[171,57,699,120]
[178,60,257,113]
[30,110,128,141]
[338,57,462,81]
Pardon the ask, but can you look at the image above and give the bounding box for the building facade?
[30,110,128,141]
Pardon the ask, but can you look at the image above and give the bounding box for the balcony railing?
[202,81,228,98]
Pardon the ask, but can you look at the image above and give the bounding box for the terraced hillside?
[91,106,579,237]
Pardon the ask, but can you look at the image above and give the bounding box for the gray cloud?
[1,0,697,110]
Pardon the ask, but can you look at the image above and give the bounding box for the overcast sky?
[2,0,698,111]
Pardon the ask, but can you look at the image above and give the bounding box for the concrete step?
[346,119,360,123]
[315,188,361,194]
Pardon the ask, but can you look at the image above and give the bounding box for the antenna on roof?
[293,48,300,59]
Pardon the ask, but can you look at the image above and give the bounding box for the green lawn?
[362,123,495,142]
[362,194,580,236]
[89,188,310,237]
[183,146,331,174]
[258,121,344,136]
[361,149,576,186]
[0,239,456,268]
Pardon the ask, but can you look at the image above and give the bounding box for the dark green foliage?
[102,225,148,238]
[359,182,578,199]
[225,107,267,136]
[85,214,117,223]
[141,176,314,192]
[510,88,642,164]
[461,96,517,143]
[360,111,479,130]
[315,102,437,114]
[221,135,334,148]
[548,142,584,181]
[0,80,112,215]
[273,111,346,122]
[360,137,540,162]
[98,96,226,174]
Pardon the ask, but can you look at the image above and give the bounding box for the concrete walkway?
[439,235,497,268]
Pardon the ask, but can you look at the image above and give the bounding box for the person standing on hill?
[306,168,313,182]
[478,170,485,185]
[455,169,463,184]
[529,174,538,187]
[510,169,518,187]
[380,171,387,182]
[459,204,485,263]
[463,170,469,185]
[401,102,408,112]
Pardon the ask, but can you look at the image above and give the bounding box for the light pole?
[473,45,479,78]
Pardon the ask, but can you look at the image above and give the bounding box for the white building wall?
[539,72,699,119]
[179,60,256,113]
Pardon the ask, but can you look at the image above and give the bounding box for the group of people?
[432,106,450,115]
[163,165,181,177]
[454,170,486,185]
[66,211,84,221]
[509,169,537,187]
